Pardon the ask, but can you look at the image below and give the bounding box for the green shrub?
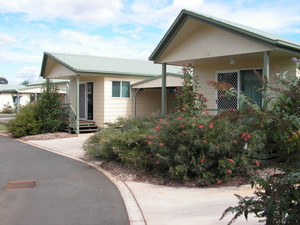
[37,80,64,133]
[84,115,161,169]
[84,112,264,185]
[0,103,15,114]
[220,171,300,225]
[145,113,264,185]
[220,59,300,224]
[7,103,42,138]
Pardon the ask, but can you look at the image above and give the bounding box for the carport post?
[263,51,270,109]
[76,74,80,134]
[162,63,167,115]
[16,92,20,113]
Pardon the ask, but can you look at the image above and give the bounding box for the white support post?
[76,74,80,134]
[162,63,167,115]
[263,51,270,108]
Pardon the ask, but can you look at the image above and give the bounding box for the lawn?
[0,124,8,131]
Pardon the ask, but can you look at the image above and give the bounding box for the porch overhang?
[149,9,300,64]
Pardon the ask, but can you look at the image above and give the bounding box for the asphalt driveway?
[0,135,129,225]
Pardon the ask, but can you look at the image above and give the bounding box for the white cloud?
[129,0,205,29]
[0,33,17,49]
[196,0,300,33]
[0,0,124,25]
[13,66,40,84]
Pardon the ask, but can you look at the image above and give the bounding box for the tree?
[20,80,30,85]
[0,77,8,84]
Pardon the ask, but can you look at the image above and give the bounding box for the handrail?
[60,103,78,134]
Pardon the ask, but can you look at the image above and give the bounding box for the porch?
[61,103,99,134]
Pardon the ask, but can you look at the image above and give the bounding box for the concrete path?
[24,134,259,225]
[0,135,129,225]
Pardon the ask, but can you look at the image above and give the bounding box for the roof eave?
[40,52,78,78]
[149,9,300,63]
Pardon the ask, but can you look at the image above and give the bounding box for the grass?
[0,124,8,131]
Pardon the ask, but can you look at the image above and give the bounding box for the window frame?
[112,81,130,98]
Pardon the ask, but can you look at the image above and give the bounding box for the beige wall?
[158,18,271,64]
[194,55,296,110]
[103,76,147,125]
[0,93,31,111]
[135,89,177,116]
[69,75,151,127]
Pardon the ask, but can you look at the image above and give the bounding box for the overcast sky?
[1,0,300,84]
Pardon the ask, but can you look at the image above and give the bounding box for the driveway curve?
[0,135,129,225]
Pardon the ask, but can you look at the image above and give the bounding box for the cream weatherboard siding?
[0,94,15,110]
[103,76,147,125]
[135,89,177,116]
[193,55,296,110]
[157,18,272,64]
[0,93,31,111]
[69,75,151,127]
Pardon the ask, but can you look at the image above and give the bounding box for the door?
[79,83,86,119]
[217,71,239,110]
[240,69,262,107]
[79,82,93,120]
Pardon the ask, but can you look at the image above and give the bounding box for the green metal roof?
[149,9,300,62]
[131,73,183,87]
[0,84,27,93]
[41,52,181,77]
[27,78,69,86]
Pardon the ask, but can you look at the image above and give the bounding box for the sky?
[1,0,300,84]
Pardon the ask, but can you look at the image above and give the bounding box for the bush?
[0,103,15,114]
[84,112,264,185]
[84,115,162,169]
[220,171,300,225]
[37,80,64,133]
[144,113,264,185]
[7,103,42,138]
[7,80,64,137]
[220,59,300,224]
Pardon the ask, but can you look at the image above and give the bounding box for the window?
[112,81,130,98]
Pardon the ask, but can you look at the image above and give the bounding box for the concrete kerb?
[0,132,146,225]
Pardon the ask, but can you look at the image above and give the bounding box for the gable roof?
[149,9,300,63]
[41,52,181,78]
[27,78,69,86]
[0,84,27,93]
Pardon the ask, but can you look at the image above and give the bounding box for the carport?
[131,74,183,116]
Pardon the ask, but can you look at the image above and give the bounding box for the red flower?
[181,131,187,134]
[208,122,214,129]
[203,140,207,143]
[197,93,203,97]
[227,158,234,163]
[146,154,152,158]
[159,118,164,122]
[240,132,251,141]
[226,169,232,174]
[217,180,222,184]
[200,159,205,163]
[148,135,156,139]
[179,124,185,128]
[182,107,186,111]
[255,160,260,166]
[155,161,160,165]
[159,142,164,146]
[177,117,183,120]
[198,125,204,129]
[154,126,162,131]
[147,141,153,145]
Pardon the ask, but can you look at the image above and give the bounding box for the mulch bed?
[17,132,77,141]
